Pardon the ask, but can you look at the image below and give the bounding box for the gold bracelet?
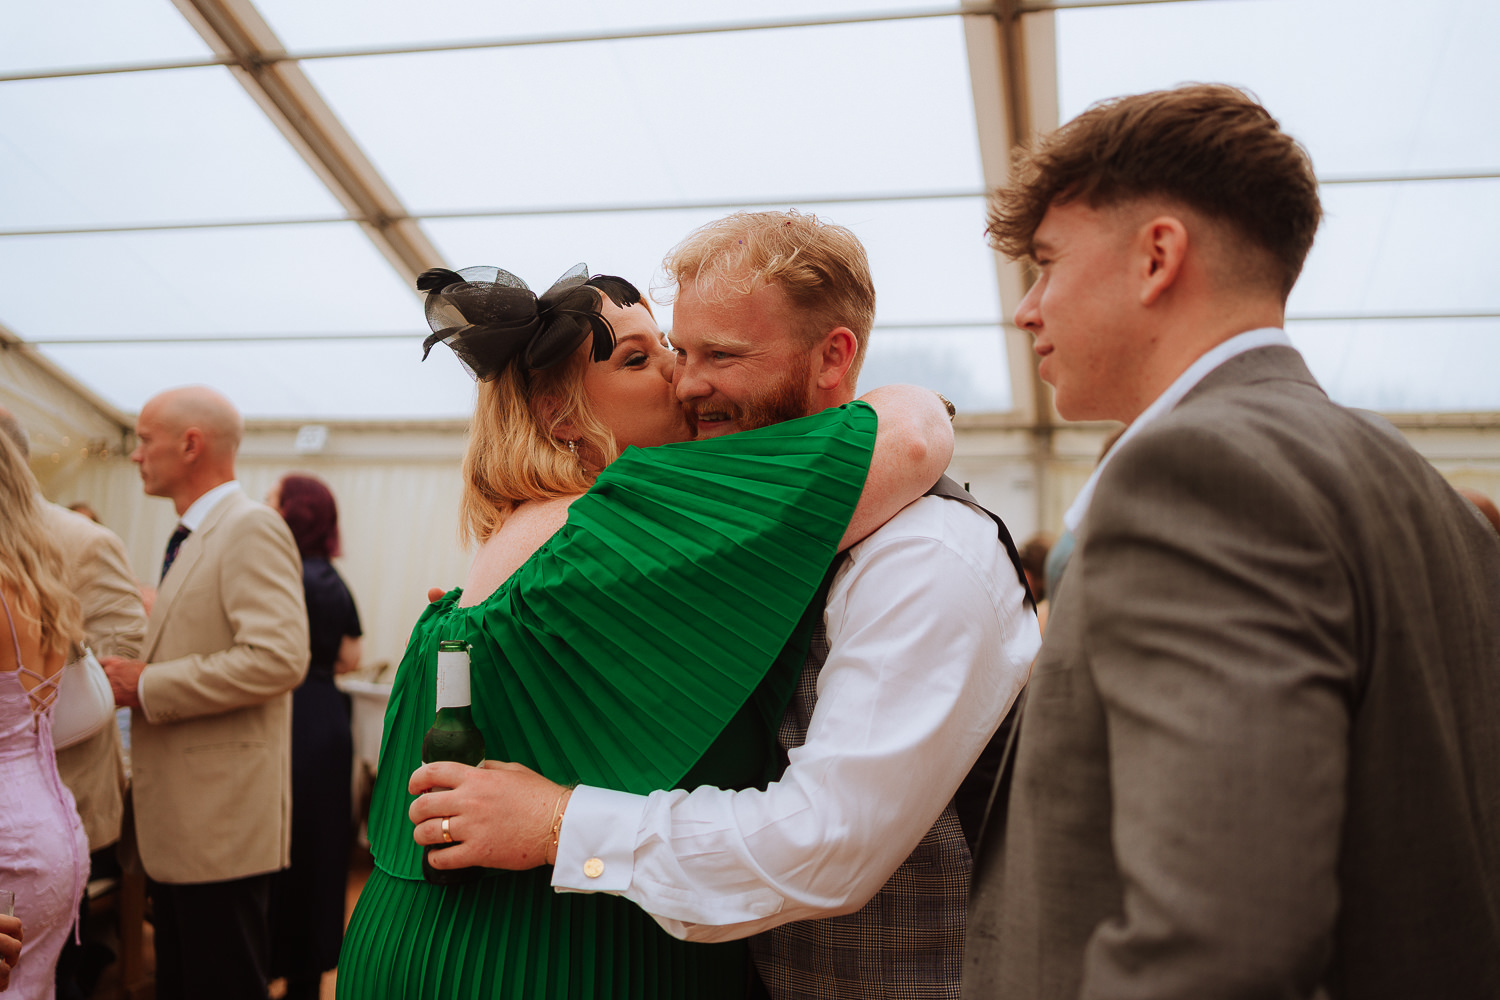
[544,786,571,866]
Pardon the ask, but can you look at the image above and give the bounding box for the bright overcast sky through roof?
[1056,0,1500,413]
[1,0,1497,419]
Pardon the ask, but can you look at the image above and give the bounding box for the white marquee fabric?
[5,0,1500,668]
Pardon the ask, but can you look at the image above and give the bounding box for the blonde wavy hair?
[459,353,619,545]
[0,433,82,658]
[660,209,876,381]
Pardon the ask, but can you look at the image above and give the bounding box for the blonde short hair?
[459,354,618,545]
[0,434,82,658]
[661,210,875,381]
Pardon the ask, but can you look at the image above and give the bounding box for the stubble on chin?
[732,366,818,433]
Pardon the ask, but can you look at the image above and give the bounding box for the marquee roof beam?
[1,1,1213,84]
[962,1,1060,430]
[169,0,444,287]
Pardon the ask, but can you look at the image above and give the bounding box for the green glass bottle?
[421,639,487,886]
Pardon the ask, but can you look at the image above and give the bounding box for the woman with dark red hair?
[266,473,362,1000]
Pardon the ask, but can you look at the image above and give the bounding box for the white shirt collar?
[179,480,242,532]
[1063,327,1292,533]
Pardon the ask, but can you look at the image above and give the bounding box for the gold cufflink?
[583,857,605,879]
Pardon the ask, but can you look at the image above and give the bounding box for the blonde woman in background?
[0,430,89,999]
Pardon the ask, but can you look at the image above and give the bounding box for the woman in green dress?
[338,263,951,998]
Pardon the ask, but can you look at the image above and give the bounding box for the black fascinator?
[418,263,622,380]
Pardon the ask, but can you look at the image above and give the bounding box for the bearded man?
[409,210,1041,999]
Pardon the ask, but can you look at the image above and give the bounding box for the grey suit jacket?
[965,346,1500,999]
[43,501,147,852]
[132,488,308,884]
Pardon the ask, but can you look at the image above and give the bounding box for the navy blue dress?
[270,557,361,994]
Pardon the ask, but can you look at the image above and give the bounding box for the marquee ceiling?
[2,0,1496,424]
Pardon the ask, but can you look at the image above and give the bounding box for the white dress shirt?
[1064,328,1291,533]
[176,480,243,534]
[138,480,243,713]
[552,494,1041,942]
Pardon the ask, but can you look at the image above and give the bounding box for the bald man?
[101,386,308,1000]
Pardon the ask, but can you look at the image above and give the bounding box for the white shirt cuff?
[551,785,644,894]
[136,672,152,721]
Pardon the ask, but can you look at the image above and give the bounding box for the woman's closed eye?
[622,351,650,369]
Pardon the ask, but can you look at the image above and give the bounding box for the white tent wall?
[39,422,476,677]
[1384,416,1500,506]
[1,335,132,487]
[237,430,475,679]
[12,372,1500,671]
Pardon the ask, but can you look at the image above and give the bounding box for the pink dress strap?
[0,588,61,710]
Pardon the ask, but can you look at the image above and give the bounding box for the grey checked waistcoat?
[748,479,1032,1000]
[748,620,971,1000]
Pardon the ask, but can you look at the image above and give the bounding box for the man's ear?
[815,328,858,391]
[180,427,205,465]
[1137,215,1190,307]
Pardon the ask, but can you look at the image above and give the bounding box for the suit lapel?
[144,491,242,660]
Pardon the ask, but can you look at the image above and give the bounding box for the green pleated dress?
[337,402,878,999]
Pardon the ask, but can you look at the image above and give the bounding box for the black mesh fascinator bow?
[418,263,639,380]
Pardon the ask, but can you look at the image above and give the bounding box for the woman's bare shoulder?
[457,496,580,607]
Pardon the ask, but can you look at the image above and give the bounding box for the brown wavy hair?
[987,83,1321,298]
[0,432,82,659]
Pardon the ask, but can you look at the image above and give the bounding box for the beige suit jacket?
[132,488,308,884]
[42,501,147,852]
[966,347,1500,999]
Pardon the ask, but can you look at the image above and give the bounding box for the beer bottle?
[421,639,487,885]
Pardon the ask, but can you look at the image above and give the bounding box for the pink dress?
[0,592,88,1000]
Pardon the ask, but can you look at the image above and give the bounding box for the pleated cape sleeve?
[369,401,877,879]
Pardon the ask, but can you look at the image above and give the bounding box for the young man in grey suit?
[964,84,1500,999]
[101,386,308,1000]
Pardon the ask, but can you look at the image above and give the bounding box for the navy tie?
[161,524,191,582]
